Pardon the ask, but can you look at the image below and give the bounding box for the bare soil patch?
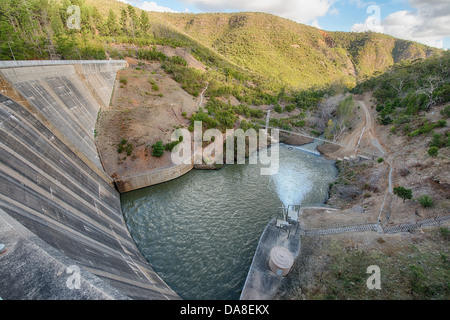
[96,58,200,179]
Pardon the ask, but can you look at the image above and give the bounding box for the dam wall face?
[0,61,120,177]
[0,61,179,300]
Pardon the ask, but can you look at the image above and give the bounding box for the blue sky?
[120,0,450,49]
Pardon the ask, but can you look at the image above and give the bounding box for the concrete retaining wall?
[115,162,194,193]
[0,61,180,300]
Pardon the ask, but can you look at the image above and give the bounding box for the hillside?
[317,51,450,221]
[159,12,439,88]
[1,0,441,91]
[1,0,445,180]
[275,52,449,301]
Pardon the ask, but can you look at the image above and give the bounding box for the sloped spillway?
[121,143,336,300]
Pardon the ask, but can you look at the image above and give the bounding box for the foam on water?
[271,159,313,207]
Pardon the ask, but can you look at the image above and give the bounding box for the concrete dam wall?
[0,61,179,300]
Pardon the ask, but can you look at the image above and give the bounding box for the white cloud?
[351,0,450,49]
[180,0,334,24]
[311,19,322,29]
[140,1,179,13]
[348,0,376,9]
[329,7,339,16]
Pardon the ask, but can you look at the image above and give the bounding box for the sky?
[118,0,450,49]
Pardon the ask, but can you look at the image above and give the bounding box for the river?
[121,142,337,300]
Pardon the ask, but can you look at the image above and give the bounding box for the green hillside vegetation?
[330,31,437,79]
[162,12,439,88]
[0,0,443,135]
[353,51,450,154]
[1,1,440,88]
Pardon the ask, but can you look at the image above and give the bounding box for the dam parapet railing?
[0,60,127,68]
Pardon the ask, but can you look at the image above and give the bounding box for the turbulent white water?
[272,159,314,207]
[121,143,336,300]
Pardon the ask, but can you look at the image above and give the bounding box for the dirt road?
[318,95,384,159]
[355,98,385,155]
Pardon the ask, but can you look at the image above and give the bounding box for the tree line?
[0,0,153,60]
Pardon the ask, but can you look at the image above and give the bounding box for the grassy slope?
[83,0,440,90]
[159,12,439,89]
[275,227,449,300]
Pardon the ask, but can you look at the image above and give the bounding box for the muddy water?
[121,143,336,300]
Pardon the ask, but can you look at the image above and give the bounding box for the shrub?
[417,195,433,208]
[249,108,264,118]
[377,158,384,163]
[293,120,305,127]
[430,134,446,149]
[119,77,128,85]
[380,116,392,125]
[215,109,237,129]
[162,61,205,97]
[284,104,296,112]
[137,47,167,62]
[152,84,159,91]
[394,115,412,125]
[170,56,188,66]
[408,121,435,137]
[191,109,219,129]
[440,227,450,238]
[152,141,165,157]
[274,104,283,113]
[393,186,412,203]
[428,146,439,157]
[239,119,249,131]
[117,139,133,157]
[436,119,447,128]
[441,105,450,118]
[164,141,180,152]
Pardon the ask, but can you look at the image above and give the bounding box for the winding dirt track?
[356,98,385,155]
[321,96,385,159]
[353,96,394,224]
